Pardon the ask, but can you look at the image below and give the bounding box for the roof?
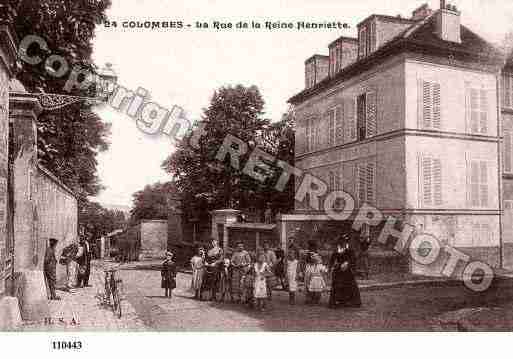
[289,11,503,105]
[357,14,416,28]
[329,36,358,48]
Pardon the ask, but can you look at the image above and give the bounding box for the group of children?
[187,243,331,311]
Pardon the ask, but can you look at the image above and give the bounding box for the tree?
[4,0,112,202]
[162,85,295,221]
[79,201,127,241]
[130,182,176,224]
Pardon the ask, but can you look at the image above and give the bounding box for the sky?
[91,0,513,207]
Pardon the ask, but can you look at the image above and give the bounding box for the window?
[419,155,442,207]
[468,160,488,207]
[359,26,367,58]
[503,73,513,108]
[356,161,375,205]
[344,97,357,143]
[504,128,513,173]
[305,118,312,153]
[327,106,343,147]
[418,80,441,130]
[471,222,492,247]
[356,91,377,141]
[466,84,488,134]
[305,117,320,152]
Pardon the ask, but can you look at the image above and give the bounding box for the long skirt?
[330,269,361,307]
[202,268,220,293]
[67,260,78,288]
[231,268,245,296]
[191,268,204,291]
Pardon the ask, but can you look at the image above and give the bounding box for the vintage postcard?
[0,0,513,348]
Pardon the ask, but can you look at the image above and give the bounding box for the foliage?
[79,201,127,241]
[8,0,112,201]
[162,85,295,221]
[129,182,177,224]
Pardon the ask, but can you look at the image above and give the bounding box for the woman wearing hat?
[328,235,361,308]
[161,251,177,298]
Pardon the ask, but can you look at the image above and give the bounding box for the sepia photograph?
[0,0,513,347]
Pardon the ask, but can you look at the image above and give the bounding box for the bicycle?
[104,267,123,318]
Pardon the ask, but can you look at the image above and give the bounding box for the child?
[253,253,271,311]
[190,247,205,300]
[305,254,327,305]
[242,265,254,307]
[218,258,232,302]
[161,251,177,298]
[286,249,300,305]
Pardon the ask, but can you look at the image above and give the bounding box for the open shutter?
[327,110,334,147]
[418,80,432,129]
[344,97,357,143]
[480,89,488,134]
[356,163,367,205]
[366,162,375,204]
[335,105,344,145]
[421,155,433,206]
[335,166,342,191]
[433,158,442,205]
[315,119,321,150]
[505,129,512,173]
[366,91,377,137]
[432,83,441,130]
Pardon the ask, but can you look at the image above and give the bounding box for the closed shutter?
[480,89,488,134]
[480,161,488,207]
[470,88,480,133]
[335,166,342,191]
[505,129,512,173]
[344,97,357,143]
[366,91,377,137]
[505,74,512,108]
[305,119,311,152]
[328,171,335,192]
[470,161,480,206]
[315,120,321,150]
[335,105,344,145]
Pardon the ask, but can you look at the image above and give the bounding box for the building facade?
[289,2,508,275]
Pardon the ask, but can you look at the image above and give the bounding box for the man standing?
[44,238,60,300]
[77,237,92,287]
[230,242,251,303]
[262,242,277,299]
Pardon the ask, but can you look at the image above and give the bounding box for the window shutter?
[433,158,442,205]
[432,83,441,130]
[470,89,480,133]
[305,118,311,153]
[479,89,488,134]
[344,97,357,143]
[480,161,488,207]
[315,120,321,150]
[335,105,344,145]
[470,161,480,207]
[421,156,433,206]
[335,167,342,191]
[418,80,433,129]
[327,110,334,147]
[357,163,367,205]
[328,171,335,192]
[297,118,306,154]
[505,129,512,173]
[366,91,377,137]
[359,27,367,58]
[366,162,375,204]
[505,75,512,108]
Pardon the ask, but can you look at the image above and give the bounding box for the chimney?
[305,55,329,89]
[411,4,433,21]
[435,2,461,43]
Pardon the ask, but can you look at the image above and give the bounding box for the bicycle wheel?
[113,290,122,318]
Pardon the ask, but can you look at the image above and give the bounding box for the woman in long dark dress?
[202,239,223,301]
[161,252,177,298]
[329,238,361,308]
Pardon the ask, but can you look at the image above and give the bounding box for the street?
[118,269,513,331]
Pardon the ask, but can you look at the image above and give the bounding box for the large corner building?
[288,2,513,273]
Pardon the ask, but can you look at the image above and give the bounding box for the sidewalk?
[21,263,146,331]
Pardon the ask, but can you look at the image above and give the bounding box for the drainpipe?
[497,69,504,269]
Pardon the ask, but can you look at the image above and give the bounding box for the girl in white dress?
[305,254,328,305]
[253,253,271,311]
[286,249,300,305]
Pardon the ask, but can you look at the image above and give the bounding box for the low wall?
[36,166,78,285]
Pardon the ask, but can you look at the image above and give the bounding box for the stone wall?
[140,220,168,259]
[36,166,78,285]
